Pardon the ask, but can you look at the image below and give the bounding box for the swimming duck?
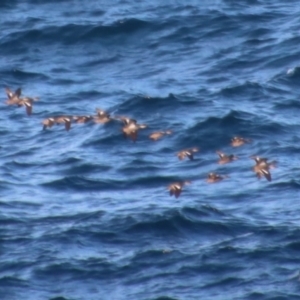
[206,173,227,183]
[149,130,172,141]
[122,121,147,142]
[5,87,22,105]
[73,115,93,123]
[177,148,199,160]
[115,115,137,126]
[231,136,251,147]
[93,108,114,124]
[96,108,109,115]
[17,97,38,116]
[168,181,191,198]
[54,116,72,131]
[251,156,267,164]
[216,151,238,164]
[42,118,55,130]
[251,156,276,182]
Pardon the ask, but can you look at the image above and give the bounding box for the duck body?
[17,97,38,116]
[93,115,113,124]
[94,108,114,124]
[54,116,72,131]
[42,118,55,130]
[149,130,172,141]
[122,122,147,142]
[177,148,199,160]
[251,156,276,181]
[5,87,22,105]
[206,173,226,183]
[216,151,238,164]
[73,115,93,123]
[116,116,146,142]
[231,136,251,147]
[168,181,191,198]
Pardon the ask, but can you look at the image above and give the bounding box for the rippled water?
[1,1,300,299]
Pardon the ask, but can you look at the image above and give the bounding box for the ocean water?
[1,1,300,299]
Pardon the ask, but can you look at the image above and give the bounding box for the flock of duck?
[5,87,277,199]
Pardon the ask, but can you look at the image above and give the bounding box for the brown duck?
[206,173,227,183]
[216,151,238,164]
[149,130,172,141]
[17,97,38,116]
[73,115,93,123]
[122,121,147,142]
[251,156,269,165]
[251,156,276,182]
[231,136,252,147]
[115,115,137,126]
[54,116,72,131]
[177,148,199,161]
[5,87,22,105]
[42,118,55,130]
[93,108,114,124]
[168,181,191,198]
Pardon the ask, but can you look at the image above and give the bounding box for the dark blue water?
[1,1,300,299]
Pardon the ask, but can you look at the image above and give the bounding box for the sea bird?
[206,173,227,183]
[216,151,238,164]
[251,156,276,182]
[168,181,191,198]
[42,118,55,130]
[114,115,137,126]
[5,87,22,105]
[42,116,72,131]
[177,148,199,161]
[93,108,114,124]
[231,136,252,147]
[73,115,93,123]
[149,130,172,141]
[122,121,147,142]
[115,116,147,142]
[54,116,72,131]
[17,97,38,116]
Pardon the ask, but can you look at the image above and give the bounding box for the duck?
[5,87,22,105]
[42,118,55,130]
[17,97,38,116]
[231,136,251,147]
[168,181,191,198]
[54,116,72,131]
[108,115,146,141]
[93,108,114,124]
[115,115,137,126]
[122,121,147,142]
[149,130,172,141]
[206,172,227,183]
[216,151,238,164]
[73,115,93,123]
[177,148,199,160]
[251,156,276,182]
[251,156,269,165]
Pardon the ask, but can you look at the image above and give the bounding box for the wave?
[123,207,233,238]
[271,179,300,189]
[0,18,151,51]
[114,93,179,117]
[85,18,150,39]
[274,99,300,110]
[41,174,186,191]
[0,276,28,288]
[219,81,264,98]
[181,108,290,149]
[6,69,49,81]
[41,176,120,191]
